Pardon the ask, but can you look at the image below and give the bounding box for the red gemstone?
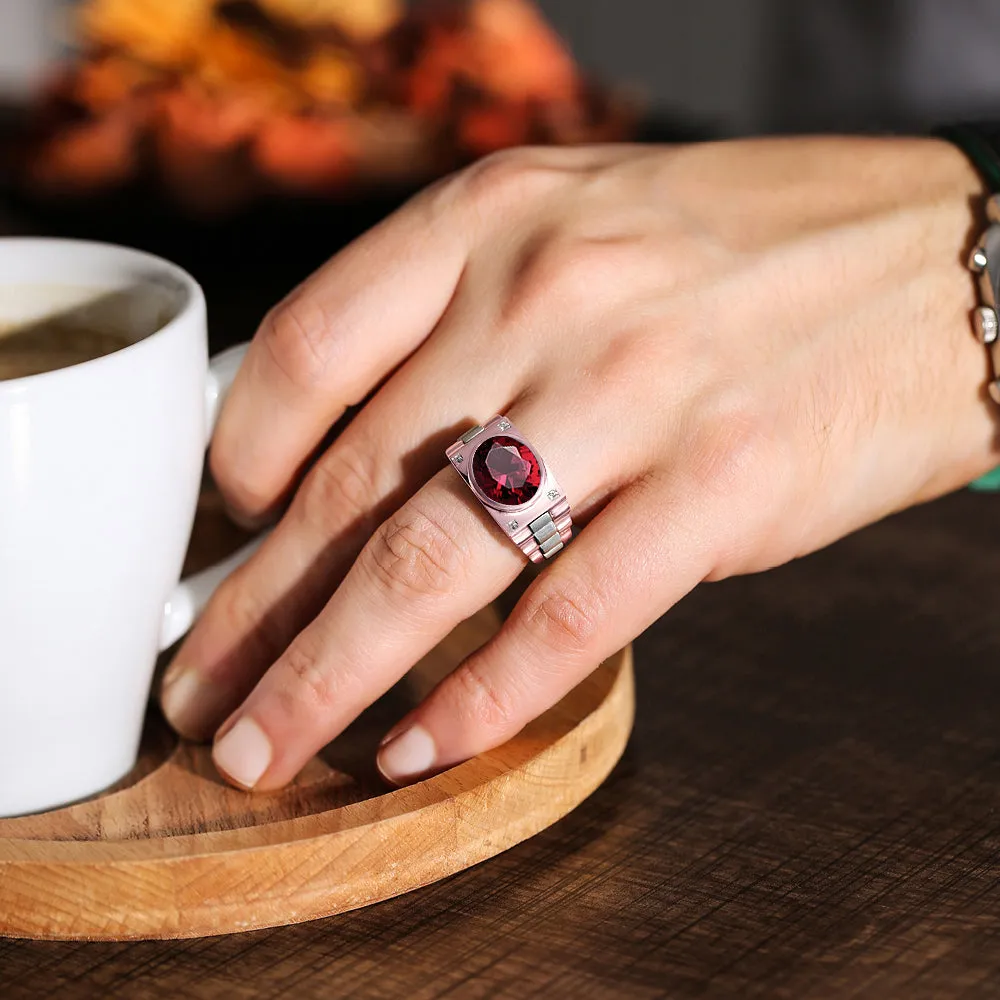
[472,435,541,506]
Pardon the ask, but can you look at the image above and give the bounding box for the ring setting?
[446,415,573,563]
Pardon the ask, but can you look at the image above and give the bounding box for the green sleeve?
[970,467,1000,491]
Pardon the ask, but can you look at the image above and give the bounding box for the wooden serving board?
[0,490,634,941]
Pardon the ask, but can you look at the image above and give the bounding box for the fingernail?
[160,667,230,741]
[376,725,437,784]
[213,716,272,789]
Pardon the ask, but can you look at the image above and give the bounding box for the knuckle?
[210,450,277,521]
[363,502,465,599]
[298,441,381,534]
[258,294,332,391]
[211,579,262,641]
[688,399,779,501]
[587,327,662,393]
[516,576,606,656]
[502,236,588,327]
[502,234,647,332]
[453,658,519,733]
[684,397,796,576]
[457,148,560,218]
[209,575,286,660]
[277,639,339,714]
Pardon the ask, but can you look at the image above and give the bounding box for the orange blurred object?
[260,0,402,41]
[20,0,633,212]
[196,23,297,98]
[469,0,577,103]
[152,85,260,210]
[71,55,161,112]
[254,113,359,190]
[405,0,577,121]
[158,85,267,151]
[29,114,140,194]
[79,0,213,68]
[298,49,363,108]
[459,102,531,154]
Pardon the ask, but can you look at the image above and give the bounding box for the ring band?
[446,415,573,564]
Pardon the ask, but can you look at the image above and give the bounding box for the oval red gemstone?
[471,435,541,506]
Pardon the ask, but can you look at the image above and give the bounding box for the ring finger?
[207,396,641,790]
[160,324,521,739]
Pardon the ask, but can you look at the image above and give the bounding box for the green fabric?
[970,466,1000,491]
[935,124,1000,192]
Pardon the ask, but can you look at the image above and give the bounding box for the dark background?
[4,0,1000,135]
[542,0,1000,134]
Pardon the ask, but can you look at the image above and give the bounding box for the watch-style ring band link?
[458,424,486,445]
[511,498,573,563]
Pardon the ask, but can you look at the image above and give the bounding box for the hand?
[160,137,997,789]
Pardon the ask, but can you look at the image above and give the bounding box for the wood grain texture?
[3,490,1000,995]
[0,490,634,942]
[4,202,1000,993]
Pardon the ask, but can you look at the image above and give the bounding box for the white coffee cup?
[0,238,259,817]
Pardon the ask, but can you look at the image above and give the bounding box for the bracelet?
[936,124,1000,403]
[935,123,1000,489]
[967,197,1000,405]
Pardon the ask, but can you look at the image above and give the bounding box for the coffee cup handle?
[158,343,267,651]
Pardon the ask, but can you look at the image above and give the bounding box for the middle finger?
[160,327,522,740]
[208,394,635,790]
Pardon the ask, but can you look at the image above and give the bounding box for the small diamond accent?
[453,454,463,464]
[508,520,519,530]
[547,489,560,500]
[497,419,511,431]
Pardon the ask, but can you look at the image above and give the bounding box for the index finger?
[212,182,471,520]
[210,467,524,790]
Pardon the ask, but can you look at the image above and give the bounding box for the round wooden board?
[0,492,634,941]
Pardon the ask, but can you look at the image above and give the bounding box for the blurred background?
[3,0,1000,349]
[6,1,1000,134]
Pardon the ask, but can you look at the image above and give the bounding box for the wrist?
[906,138,999,502]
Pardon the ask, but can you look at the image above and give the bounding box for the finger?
[212,180,472,521]
[209,467,522,789]
[207,404,637,791]
[375,471,714,785]
[211,142,631,521]
[165,147,641,739]
[161,206,597,742]
[160,327,517,741]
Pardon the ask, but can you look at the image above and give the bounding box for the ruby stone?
[471,435,541,506]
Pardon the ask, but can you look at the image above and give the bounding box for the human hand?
[160,136,997,789]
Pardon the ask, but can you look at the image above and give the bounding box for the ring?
[446,415,573,563]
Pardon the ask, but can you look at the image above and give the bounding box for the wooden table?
[4,173,1000,995]
[4,489,1000,998]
